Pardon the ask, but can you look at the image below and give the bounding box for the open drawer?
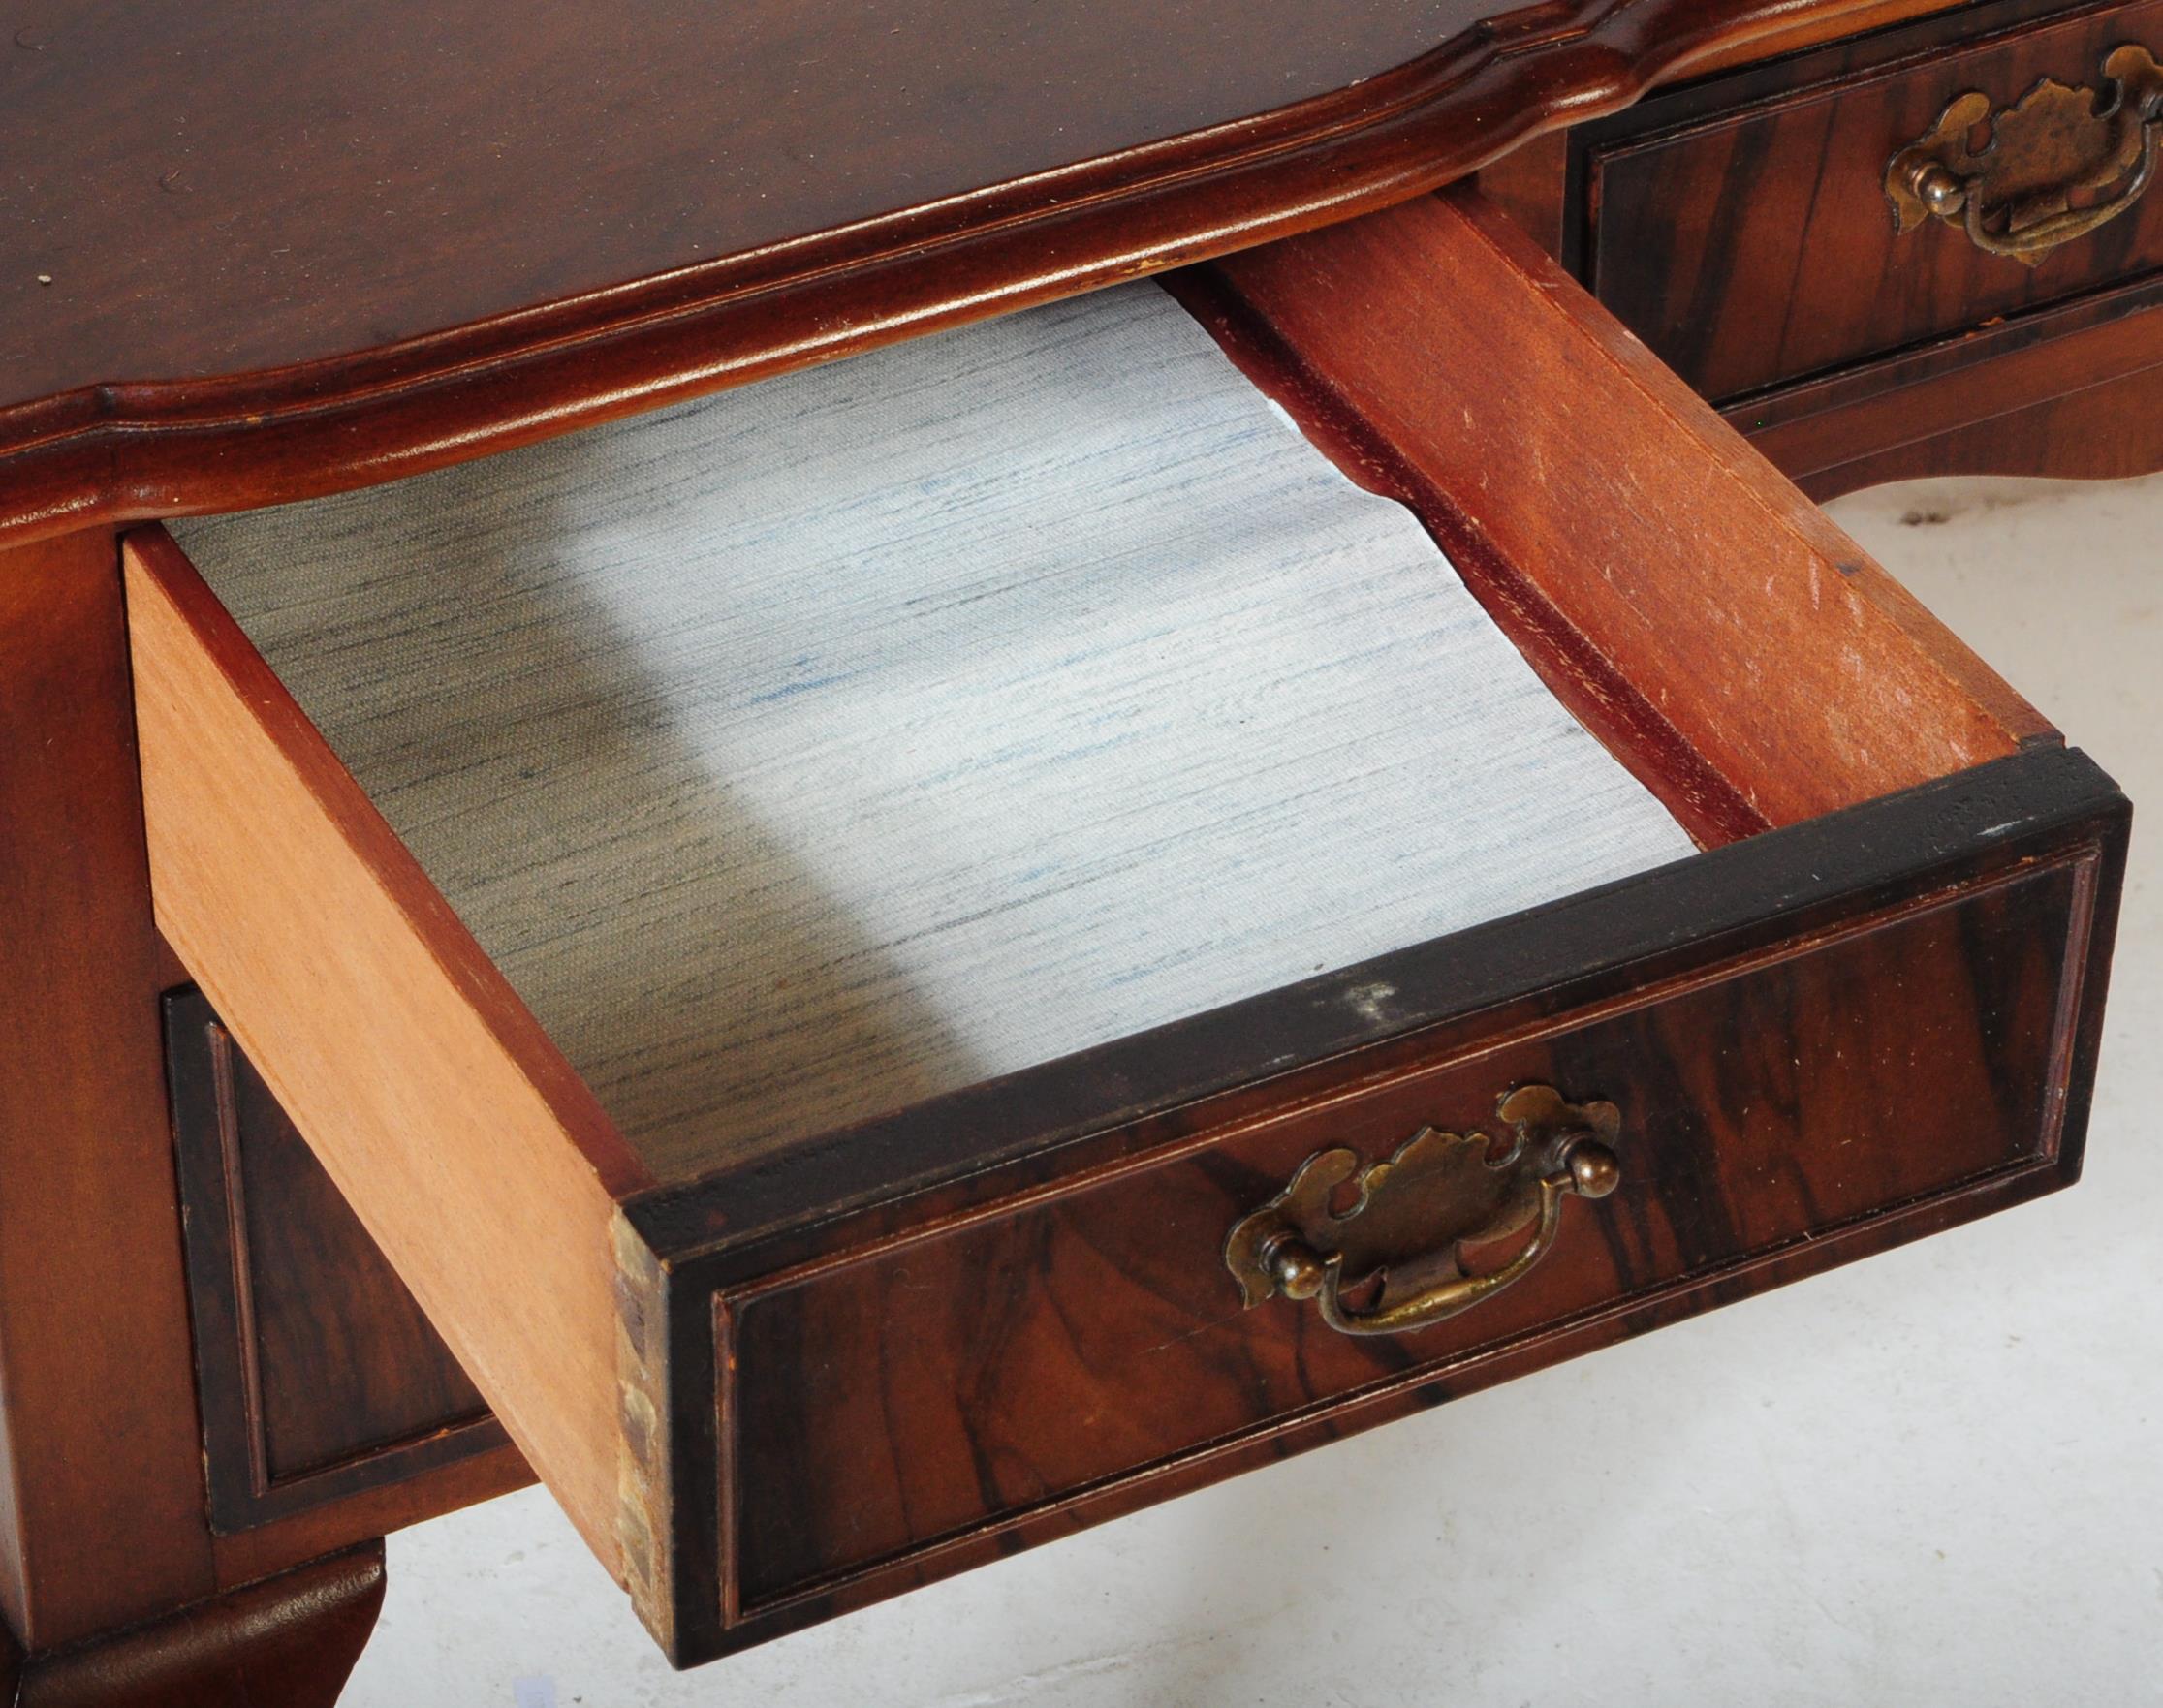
[123,186,2125,1666]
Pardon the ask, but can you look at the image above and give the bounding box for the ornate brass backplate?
[1886,44,2163,265]
[1223,1084,1621,1337]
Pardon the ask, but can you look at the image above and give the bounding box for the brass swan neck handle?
[1888,45,2163,265]
[1224,1085,1621,1339]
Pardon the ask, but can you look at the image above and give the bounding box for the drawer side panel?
[124,531,649,1604]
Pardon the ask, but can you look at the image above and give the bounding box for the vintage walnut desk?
[0,0,2147,1698]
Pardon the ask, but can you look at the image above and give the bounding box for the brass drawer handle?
[1224,1085,1620,1338]
[1887,45,2163,266]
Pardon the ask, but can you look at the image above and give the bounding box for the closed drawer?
[122,187,2125,1666]
[162,985,524,1534]
[1577,0,2163,405]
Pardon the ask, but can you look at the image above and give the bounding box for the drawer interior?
[165,272,1700,1183]
[123,186,2079,1661]
[155,193,2050,1187]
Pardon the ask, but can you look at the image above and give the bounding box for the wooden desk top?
[0,0,1917,543]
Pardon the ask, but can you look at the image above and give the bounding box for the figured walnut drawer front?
[1579,0,2163,405]
[721,851,2096,1615]
[121,187,2124,1668]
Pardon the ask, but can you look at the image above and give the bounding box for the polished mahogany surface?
[5,0,1459,395]
[0,0,1935,543]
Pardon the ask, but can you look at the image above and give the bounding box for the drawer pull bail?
[1223,1084,1620,1337]
[1887,45,2163,265]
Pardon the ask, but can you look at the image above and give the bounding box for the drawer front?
[717,844,2103,1623]
[1581,0,2163,404]
[163,987,522,1532]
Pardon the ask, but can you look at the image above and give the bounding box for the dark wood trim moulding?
[0,0,1931,551]
[624,743,2120,1269]
[1738,284,2163,480]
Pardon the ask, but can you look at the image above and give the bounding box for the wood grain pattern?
[1479,0,2163,492]
[1190,188,2051,832]
[625,741,2125,1661]
[0,1543,383,1708]
[723,850,2095,1614]
[1479,0,2163,495]
[163,988,523,1533]
[1476,128,1575,254]
[0,530,216,1647]
[202,1449,531,1603]
[1578,0,2163,406]
[0,0,1989,548]
[1800,351,2163,492]
[1739,286,2163,491]
[1686,0,1969,70]
[122,532,651,1618]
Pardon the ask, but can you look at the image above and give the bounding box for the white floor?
[344,471,2163,1707]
